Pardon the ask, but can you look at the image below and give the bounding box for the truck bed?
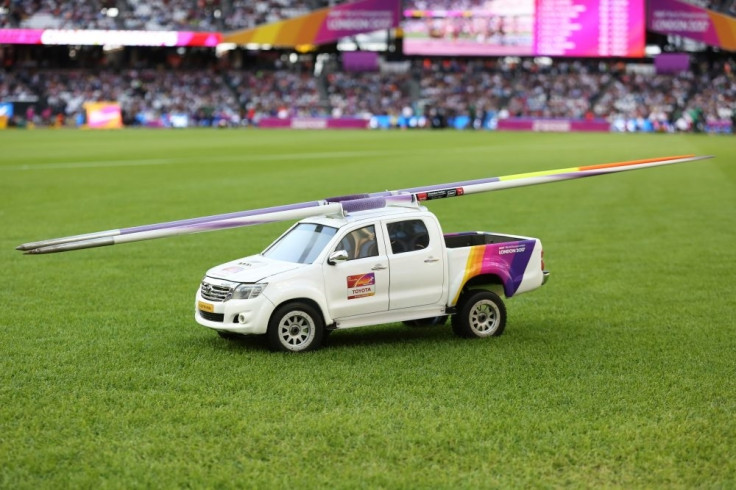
[444,232,525,249]
[444,231,545,301]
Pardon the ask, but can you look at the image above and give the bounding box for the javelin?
[17,154,711,255]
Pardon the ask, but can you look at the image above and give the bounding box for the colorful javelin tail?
[397,155,711,201]
[17,154,711,255]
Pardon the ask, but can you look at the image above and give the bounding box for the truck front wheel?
[267,302,325,352]
[452,291,506,338]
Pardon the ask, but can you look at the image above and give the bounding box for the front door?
[322,224,389,319]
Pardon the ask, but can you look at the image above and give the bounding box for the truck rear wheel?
[267,302,324,352]
[452,291,506,338]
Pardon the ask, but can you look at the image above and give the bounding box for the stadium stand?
[0,0,121,29]
[680,0,736,15]
[40,68,241,126]
[326,71,415,118]
[0,69,35,100]
[2,0,734,30]
[0,0,350,30]
[229,69,325,119]
[2,57,733,132]
[0,0,733,132]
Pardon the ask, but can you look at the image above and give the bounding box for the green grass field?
[2,129,735,488]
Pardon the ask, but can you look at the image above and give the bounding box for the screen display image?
[402,0,645,57]
[403,0,536,55]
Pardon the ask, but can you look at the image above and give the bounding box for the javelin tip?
[23,237,116,255]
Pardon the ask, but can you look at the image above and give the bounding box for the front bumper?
[194,290,276,335]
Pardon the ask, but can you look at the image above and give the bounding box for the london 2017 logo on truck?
[347,273,376,299]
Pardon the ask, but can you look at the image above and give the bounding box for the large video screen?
[402,0,646,57]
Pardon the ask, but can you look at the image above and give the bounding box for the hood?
[206,255,302,283]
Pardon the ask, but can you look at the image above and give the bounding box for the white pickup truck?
[17,154,704,352]
[195,205,549,352]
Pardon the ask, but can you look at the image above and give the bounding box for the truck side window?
[386,220,430,254]
[335,225,378,260]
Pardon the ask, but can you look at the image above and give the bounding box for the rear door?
[383,217,445,309]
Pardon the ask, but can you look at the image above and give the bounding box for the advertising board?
[647,0,736,51]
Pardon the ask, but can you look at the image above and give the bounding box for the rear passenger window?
[386,220,430,254]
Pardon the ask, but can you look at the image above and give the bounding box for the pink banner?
[258,118,370,129]
[0,28,221,46]
[497,118,610,132]
[0,29,43,44]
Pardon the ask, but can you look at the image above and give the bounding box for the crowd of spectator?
[496,64,609,119]
[119,0,223,31]
[228,69,325,120]
[1,58,734,132]
[0,0,349,31]
[326,71,415,118]
[410,58,734,132]
[590,64,735,132]
[680,0,736,15]
[1,68,241,126]
[0,68,35,100]
[1,0,121,29]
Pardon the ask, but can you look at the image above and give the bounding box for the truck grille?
[201,281,232,302]
[199,310,225,322]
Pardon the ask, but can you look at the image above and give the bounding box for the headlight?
[232,283,267,300]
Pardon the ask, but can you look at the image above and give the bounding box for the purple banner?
[342,51,379,72]
[258,118,370,129]
[706,120,733,133]
[497,118,610,133]
[654,53,690,73]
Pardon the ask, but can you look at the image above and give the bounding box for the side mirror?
[327,250,349,265]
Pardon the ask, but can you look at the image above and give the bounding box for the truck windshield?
[263,223,338,264]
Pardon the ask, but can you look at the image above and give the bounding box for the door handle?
[371,264,387,271]
[424,257,440,263]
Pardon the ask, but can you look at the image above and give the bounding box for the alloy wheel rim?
[469,300,500,336]
[278,311,315,350]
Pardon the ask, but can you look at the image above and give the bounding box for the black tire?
[267,302,325,352]
[403,316,448,327]
[452,290,506,338]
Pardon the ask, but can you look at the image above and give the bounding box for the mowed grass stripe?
[1,129,734,488]
[3,150,401,171]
